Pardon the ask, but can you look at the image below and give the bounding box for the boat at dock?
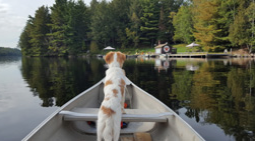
[22,77,204,141]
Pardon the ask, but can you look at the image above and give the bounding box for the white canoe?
[22,77,204,141]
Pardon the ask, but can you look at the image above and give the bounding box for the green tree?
[193,0,234,52]
[229,0,255,52]
[173,3,194,44]
[66,0,90,55]
[158,0,183,43]
[126,0,142,48]
[90,0,112,48]
[216,0,238,49]
[139,0,160,46]
[246,0,255,52]
[29,6,51,56]
[47,0,69,56]
[90,41,100,54]
[19,16,34,56]
[90,0,132,48]
[193,0,220,51]
[109,0,132,48]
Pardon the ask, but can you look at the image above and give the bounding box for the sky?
[0,0,96,48]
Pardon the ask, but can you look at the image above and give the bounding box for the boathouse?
[155,43,177,54]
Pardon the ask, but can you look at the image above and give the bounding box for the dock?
[143,52,255,59]
[166,52,230,58]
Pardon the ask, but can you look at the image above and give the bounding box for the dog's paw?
[121,108,126,114]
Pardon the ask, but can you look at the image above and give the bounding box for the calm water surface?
[0,56,255,141]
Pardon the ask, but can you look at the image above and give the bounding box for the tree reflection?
[170,59,255,141]
[21,57,105,107]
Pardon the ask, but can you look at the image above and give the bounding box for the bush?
[90,41,100,54]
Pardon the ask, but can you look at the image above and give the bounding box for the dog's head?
[104,51,126,68]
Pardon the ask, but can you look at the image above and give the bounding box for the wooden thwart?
[59,108,173,122]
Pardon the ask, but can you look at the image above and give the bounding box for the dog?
[97,51,127,141]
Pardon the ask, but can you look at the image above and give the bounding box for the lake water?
[0,56,255,141]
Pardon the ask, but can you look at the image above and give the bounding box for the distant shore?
[0,47,21,56]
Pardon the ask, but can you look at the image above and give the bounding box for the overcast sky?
[0,0,97,48]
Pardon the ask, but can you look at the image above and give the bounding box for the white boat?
[22,77,204,141]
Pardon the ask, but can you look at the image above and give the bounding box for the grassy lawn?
[174,44,204,53]
[173,44,187,53]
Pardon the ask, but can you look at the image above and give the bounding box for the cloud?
[0,1,9,13]
[0,16,26,47]
[0,0,10,21]
[0,0,28,47]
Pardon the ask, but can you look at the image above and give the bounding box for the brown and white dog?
[97,51,127,141]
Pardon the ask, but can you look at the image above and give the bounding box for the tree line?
[18,0,255,56]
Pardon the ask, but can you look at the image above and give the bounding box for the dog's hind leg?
[113,127,120,141]
[97,121,105,141]
[121,91,126,114]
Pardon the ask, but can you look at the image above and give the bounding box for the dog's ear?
[120,52,126,62]
[116,52,126,66]
[104,52,115,64]
[123,53,126,62]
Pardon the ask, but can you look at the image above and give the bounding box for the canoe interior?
[23,79,204,141]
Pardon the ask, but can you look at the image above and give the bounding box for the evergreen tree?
[66,0,90,55]
[90,0,112,48]
[229,0,250,50]
[229,0,255,52]
[215,0,238,49]
[193,0,229,52]
[19,16,34,56]
[90,41,100,53]
[91,0,132,49]
[126,0,142,48]
[193,0,218,51]
[29,6,51,56]
[247,0,255,52]
[109,0,132,48]
[192,0,238,52]
[47,0,69,56]
[158,0,183,43]
[139,0,160,46]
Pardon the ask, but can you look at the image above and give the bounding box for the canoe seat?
[59,108,173,122]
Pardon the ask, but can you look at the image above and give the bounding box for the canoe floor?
[121,133,152,141]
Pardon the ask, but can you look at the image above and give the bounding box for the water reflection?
[151,58,255,140]
[20,57,255,141]
[21,57,106,107]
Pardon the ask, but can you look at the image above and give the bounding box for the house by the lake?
[155,43,177,54]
